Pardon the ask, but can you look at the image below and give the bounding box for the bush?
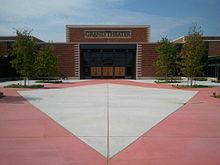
[35,80,62,84]
[155,80,181,83]
[0,92,4,98]
[211,79,220,83]
[194,77,207,81]
[212,92,220,99]
[173,84,210,88]
[4,84,44,88]
[213,95,220,99]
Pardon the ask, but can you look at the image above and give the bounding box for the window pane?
[126,67,133,77]
[114,52,125,66]
[83,67,90,77]
[103,52,113,66]
[91,52,102,66]
[126,52,134,66]
[83,52,90,66]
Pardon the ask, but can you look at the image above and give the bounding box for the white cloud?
[0,0,194,41]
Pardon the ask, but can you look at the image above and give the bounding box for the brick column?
[74,44,80,79]
[136,44,142,79]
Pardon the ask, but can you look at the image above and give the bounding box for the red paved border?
[109,81,220,165]
[0,85,106,165]
[0,80,220,165]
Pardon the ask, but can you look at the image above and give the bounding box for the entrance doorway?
[80,44,136,79]
[90,67,125,77]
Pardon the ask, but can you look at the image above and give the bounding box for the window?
[114,52,125,66]
[83,52,90,66]
[91,52,102,66]
[102,52,113,66]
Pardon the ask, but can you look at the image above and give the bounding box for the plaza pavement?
[0,79,220,165]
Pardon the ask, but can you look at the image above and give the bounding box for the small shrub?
[173,84,210,88]
[4,84,44,88]
[214,95,220,99]
[194,77,207,81]
[212,92,220,99]
[0,92,4,98]
[155,80,181,83]
[35,80,62,84]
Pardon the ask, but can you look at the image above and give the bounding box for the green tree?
[180,25,206,86]
[155,37,177,81]
[34,45,58,81]
[11,29,37,86]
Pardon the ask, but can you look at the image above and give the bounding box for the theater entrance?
[80,44,136,79]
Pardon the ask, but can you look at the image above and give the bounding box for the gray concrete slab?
[19,83,197,157]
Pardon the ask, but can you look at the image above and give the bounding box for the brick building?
[1,25,220,79]
[50,25,158,79]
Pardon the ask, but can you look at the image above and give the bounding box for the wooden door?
[114,67,125,77]
[91,67,102,77]
[102,67,113,77]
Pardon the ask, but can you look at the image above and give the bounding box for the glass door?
[102,50,114,77]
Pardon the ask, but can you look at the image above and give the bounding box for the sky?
[0,0,219,42]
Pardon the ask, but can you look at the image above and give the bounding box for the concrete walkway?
[0,80,220,165]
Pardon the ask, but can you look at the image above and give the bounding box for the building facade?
[51,25,158,79]
[1,25,220,79]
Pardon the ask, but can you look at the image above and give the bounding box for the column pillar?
[74,44,80,79]
[136,44,142,79]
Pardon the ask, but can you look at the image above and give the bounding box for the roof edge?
[66,25,150,28]
[172,36,186,42]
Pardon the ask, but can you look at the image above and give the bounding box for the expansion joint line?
[106,83,110,165]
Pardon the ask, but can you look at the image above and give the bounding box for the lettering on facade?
[84,30,132,39]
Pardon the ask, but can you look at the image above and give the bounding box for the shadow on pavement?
[0,95,41,104]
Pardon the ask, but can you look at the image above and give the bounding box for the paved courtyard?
[0,80,220,165]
